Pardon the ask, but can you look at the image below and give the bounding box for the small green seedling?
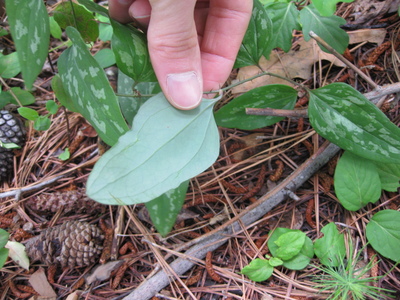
[18,100,59,131]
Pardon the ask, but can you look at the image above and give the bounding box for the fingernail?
[167,71,202,110]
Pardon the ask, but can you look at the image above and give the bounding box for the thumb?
[148,0,202,110]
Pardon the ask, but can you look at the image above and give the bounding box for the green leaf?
[0,87,35,109]
[214,84,297,130]
[0,142,20,149]
[308,83,400,164]
[314,222,346,267]
[34,116,51,131]
[312,0,354,17]
[264,2,301,52]
[117,70,160,127]
[111,19,156,82]
[145,180,189,237]
[0,248,9,269]
[268,257,283,267]
[49,16,62,39]
[375,163,400,192]
[0,52,21,78]
[58,27,129,146]
[51,74,78,112]
[94,48,116,69]
[97,14,113,41]
[46,100,59,115]
[240,258,274,282]
[274,231,305,261]
[0,229,9,249]
[300,4,348,54]
[0,28,8,37]
[235,0,273,67]
[18,107,38,121]
[334,151,381,211]
[268,228,314,270]
[87,93,220,205]
[77,0,109,17]
[5,0,50,90]
[54,2,99,43]
[58,148,70,161]
[366,210,400,262]
[5,241,29,270]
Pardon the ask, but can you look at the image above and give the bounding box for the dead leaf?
[85,260,124,284]
[232,38,346,94]
[5,241,30,270]
[348,28,387,45]
[28,268,57,298]
[65,292,79,300]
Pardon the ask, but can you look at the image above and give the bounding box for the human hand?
[109,0,252,110]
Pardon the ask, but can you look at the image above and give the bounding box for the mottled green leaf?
[366,210,400,262]
[54,1,99,43]
[0,52,20,78]
[334,151,381,211]
[300,4,348,54]
[87,93,219,205]
[241,258,274,282]
[314,222,346,267]
[264,2,301,52]
[5,0,50,89]
[214,84,297,130]
[111,19,156,82]
[375,163,400,192]
[312,0,354,16]
[52,74,78,113]
[145,180,189,237]
[235,0,273,67]
[58,27,129,146]
[308,83,400,164]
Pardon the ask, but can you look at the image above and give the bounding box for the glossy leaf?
[5,0,50,90]
[0,229,9,249]
[58,27,129,146]
[117,70,160,127]
[268,228,314,270]
[375,163,400,192]
[300,4,348,54]
[0,52,20,78]
[18,107,38,121]
[264,2,301,52]
[52,74,78,113]
[0,87,35,109]
[274,231,305,261]
[94,48,116,69]
[54,2,99,43]
[312,0,354,16]
[145,180,189,237]
[366,210,400,262]
[111,19,156,82]
[334,151,381,211]
[87,93,220,205]
[235,0,272,67]
[0,248,9,269]
[308,83,400,164]
[215,84,297,130]
[314,222,346,267]
[240,258,274,282]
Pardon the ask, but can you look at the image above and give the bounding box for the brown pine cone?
[25,221,104,268]
[26,187,106,214]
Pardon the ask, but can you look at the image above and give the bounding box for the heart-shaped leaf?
[314,222,346,267]
[334,151,381,211]
[5,0,50,90]
[241,258,274,282]
[215,84,297,130]
[58,27,129,146]
[87,93,220,205]
[308,83,400,164]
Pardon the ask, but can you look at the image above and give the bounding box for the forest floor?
[1,0,400,299]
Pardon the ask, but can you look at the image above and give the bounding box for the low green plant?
[0,229,9,268]
[0,228,29,270]
[17,100,59,131]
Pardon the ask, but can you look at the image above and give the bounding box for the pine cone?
[25,221,104,268]
[0,110,26,181]
[26,187,106,214]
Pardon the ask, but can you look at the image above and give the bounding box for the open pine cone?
[25,221,104,268]
[0,110,26,182]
